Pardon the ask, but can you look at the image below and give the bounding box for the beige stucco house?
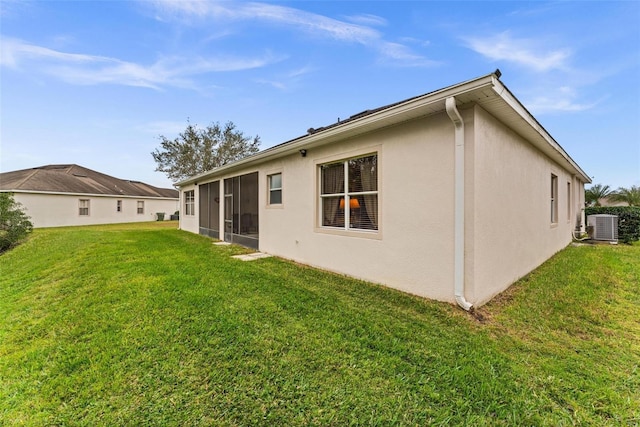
[1,164,179,228]
[176,71,590,309]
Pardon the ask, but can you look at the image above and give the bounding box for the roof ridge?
[14,169,40,189]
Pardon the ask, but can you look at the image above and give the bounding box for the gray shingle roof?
[0,164,178,198]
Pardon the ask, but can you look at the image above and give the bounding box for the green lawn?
[1,222,638,426]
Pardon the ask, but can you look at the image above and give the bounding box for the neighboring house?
[176,71,590,309]
[0,164,179,228]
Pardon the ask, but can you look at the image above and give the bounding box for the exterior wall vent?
[587,214,618,241]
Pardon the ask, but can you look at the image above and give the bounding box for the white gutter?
[445,96,473,312]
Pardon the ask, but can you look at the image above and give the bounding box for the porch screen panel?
[209,181,220,232]
[233,177,240,235]
[199,183,210,229]
[239,172,259,237]
[224,178,233,236]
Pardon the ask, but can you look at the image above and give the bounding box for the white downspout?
[445,97,473,312]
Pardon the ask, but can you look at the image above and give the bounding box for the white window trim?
[267,171,283,208]
[137,200,145,215]
[315,147,382,240]
[550,173,558,225]
[567,181,572,223]
[79,199,90,216]
[184,190,195,216]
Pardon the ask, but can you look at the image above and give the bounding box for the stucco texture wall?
[182,105,586,307]
[256,113,459,302]
[179,184,199,234]
[13,193,178,228]
[467,105,585,305]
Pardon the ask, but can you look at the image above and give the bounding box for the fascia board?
[490,80,591,183]
[177,74,497,187]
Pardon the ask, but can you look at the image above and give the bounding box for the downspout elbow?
[446,97,473,312]
[455,294,473,312]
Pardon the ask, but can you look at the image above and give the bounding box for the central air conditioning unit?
[587,214,618,241]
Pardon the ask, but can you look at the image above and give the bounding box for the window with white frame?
[79,199,90,216]
[185,190,195,215]
[268,173,282,205]
[320,154,378,231]
[567,182,571,222]
[550,174,558,224]
[137,200,144,214]
[117,200,122,212]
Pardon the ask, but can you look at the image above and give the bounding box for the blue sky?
[1,1,638,189]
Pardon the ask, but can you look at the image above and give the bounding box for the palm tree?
[609,185,640,206]
[585,183,612,207]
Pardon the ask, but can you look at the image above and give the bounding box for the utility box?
[587,214,618,241]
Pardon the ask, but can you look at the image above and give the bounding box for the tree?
[585,183,612,207]
[152,121,260,182]
[609,185,640,206]
[0,193,33,253]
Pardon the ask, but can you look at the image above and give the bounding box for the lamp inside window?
[339,197,360,209]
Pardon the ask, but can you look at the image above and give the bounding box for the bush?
[585,206,640,243]
[0,193,34,253]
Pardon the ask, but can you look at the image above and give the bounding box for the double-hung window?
[320,154,378,231]
[268,173,282,205]
[137,201,145,214]
[184,190,195,215]
[567,182,571,222]
[79,199,90,216]
[550,174,558,224]
[117,200,122,212]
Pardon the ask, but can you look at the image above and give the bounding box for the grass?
[1,222,638,426]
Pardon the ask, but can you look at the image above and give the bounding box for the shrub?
[0,193,33,253]
[585,206,640,243]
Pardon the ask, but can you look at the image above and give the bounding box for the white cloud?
[525,86,601,114]
[0,37,283,89]
[1,37,110,67]
[287,66,314,78]
[343,13,387,27]
[464,31,570,72]
[377,42,441,67]
[527,96,599,114]
[148,0,437,68]
[254,65,315,91]
[150,0,379,44]
[463,32,611,114]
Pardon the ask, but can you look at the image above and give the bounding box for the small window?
[567,182,571,222]
[320,154,378,231]
[184,190,195,215]
[137,201,144,214]
[268,173,282,205]
[79,199,90,216]
[117,200,122,212]
[550,174,558,223]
